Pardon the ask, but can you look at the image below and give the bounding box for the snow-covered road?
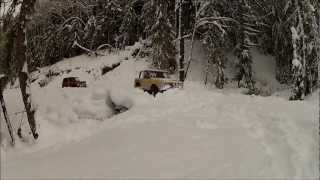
[1,81,318,179]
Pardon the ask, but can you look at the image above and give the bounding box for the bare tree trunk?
[19,67,38,139]
[178,0,185,82]
[0,77,15,145]
[318,9,320,90]
[184,25,196,81]
[16,0,38,139]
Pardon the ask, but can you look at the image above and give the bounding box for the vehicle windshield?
[143,71,169,79]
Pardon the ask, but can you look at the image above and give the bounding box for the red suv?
[62,77,87,88]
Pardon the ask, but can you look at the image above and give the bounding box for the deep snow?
[0,43,319,179]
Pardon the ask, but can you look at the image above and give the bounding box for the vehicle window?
[149,72,157,78]
[163,73,170,78]
[141,71,169,78]
[143,72,150,79]
[156,72,165,78]
[64,78,70,82]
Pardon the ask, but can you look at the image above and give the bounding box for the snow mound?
[1,46,144,154]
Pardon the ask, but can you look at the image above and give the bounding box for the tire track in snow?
[235,99,317,178]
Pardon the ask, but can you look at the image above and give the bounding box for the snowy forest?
[0,0,319,179]
[1,0,319,98]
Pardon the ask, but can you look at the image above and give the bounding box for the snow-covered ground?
[1,44,319,179]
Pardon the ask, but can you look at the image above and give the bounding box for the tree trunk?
[178,0,185,82]
[19,68,38,139]
[16,0,38,139]
[184,26,196,81]
[0,77,15,145]
[239,0,254,91]
[318,9,320,90]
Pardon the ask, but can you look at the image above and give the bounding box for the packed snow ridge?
[1,44,318,179]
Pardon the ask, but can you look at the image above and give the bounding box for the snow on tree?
[119,0,142,46]
[144,0,176,71]
[234,0,259,92]
[84,14,97,50]
[290,31,304,100]
[26,0,125,66]
[266,0,296,84]
[289,0,319,100]
[185,0,234,86]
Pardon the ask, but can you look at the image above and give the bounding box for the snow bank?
[31,50,130,87]
[1,47,142,154]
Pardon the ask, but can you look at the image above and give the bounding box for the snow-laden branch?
[195,1,210,18]
[173,34,192,42]
[243,26,262,33]
[196,17,239,26]
[96,44,113,51]
[184,1,238,80]
[58,17,86,32]
[72,41,94,54]
[284,9,298,25]
[194,17,238,35]
[95,44,115,56]
[184,7,239,80]
[72,41,116,57]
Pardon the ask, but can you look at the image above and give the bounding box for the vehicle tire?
[135,82,141,87]
[150,85,159,97]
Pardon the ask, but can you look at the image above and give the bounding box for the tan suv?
[134,70,182,96]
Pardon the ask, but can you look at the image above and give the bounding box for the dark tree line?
[1,0,319,100]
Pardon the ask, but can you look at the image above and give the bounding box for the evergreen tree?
[301,0,319,95]
[145,0,176,71]
[268,0,296,84]
[119,0,143,46]
[84,13,98,50]
[234,0,259,91]
[198,1,228,87]
[185,0,234,86]
[289,0,319,100]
